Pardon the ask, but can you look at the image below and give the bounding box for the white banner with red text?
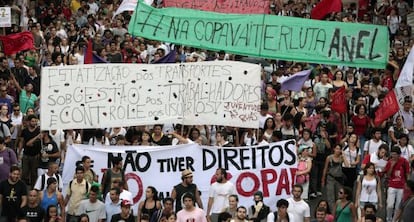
[62,141,298,213]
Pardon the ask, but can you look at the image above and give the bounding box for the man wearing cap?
[172,169,203,213]
[384,146,410,222]
[110,199,134,222]
[177,192,207,222]
[248,191,269,222]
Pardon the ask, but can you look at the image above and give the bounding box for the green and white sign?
[128,3,389,69]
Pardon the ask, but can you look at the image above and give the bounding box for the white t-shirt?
[286,198,310,222]
[363,139,384,154]
[313,82,333,100]
[208,181,236,214]
[77,199,106,221]
[10,112,22,139]
[49,129,65,151]
[400,145,414,161]
[33,173,63,191]
[259,114,273,129]
[368,152,388,173]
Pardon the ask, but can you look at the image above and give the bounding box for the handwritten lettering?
[128,3,389,68]
[41,62,261,130]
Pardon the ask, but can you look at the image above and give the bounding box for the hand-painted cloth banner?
[40,61,261,130]
[128,3,389,69]
[62,141,298,214]
[0,31,34,55]
[164,0,270,14]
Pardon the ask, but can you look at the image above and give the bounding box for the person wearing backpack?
[64,165,91,222]
[266,199,294,222]
[101,156,128,199]
[33,162,63,192]
[81,156,98,184]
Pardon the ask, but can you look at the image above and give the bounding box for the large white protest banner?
[63,141,298,213]
[40,61,261,130]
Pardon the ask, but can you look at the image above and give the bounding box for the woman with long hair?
[0,104,11,127]
[138,186,162,222]
[322,144,350,210]
[263,117,276,142]
[44,205,63,222]
[332,70,347,89]
[304,87,318,116]
[333,187,357,222]
[266,87,278,116]
[351,104,372,150]
[296,144,313,200]
[140,131,154,146]
[314,200,334,222]
[341,133,360,188]
[355,162,382,218]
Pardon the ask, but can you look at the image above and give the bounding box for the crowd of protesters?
[0,0,413,221]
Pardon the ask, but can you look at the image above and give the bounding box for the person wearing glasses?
[332,187,357,222]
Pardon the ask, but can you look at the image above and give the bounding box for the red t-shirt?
[384,157,410,189]
[351,115,370,136]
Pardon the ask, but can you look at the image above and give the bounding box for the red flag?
[374,90,400,126]
[84,38,93,64]
[311,0,342,20]
[0,32,34,55]
[331,86,347,114]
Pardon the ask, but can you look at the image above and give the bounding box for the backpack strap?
[41,174,46,190]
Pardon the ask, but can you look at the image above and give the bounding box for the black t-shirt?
[21,127,41,156]
[0,68,10,82]
[22,205,45,222]
[174,183,197,212]
[0,179,28,219]
[111,213,135,222]
[152,135,171,146]
[39,139,59,169]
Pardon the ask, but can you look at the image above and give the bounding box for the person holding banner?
[151,125,171,146]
